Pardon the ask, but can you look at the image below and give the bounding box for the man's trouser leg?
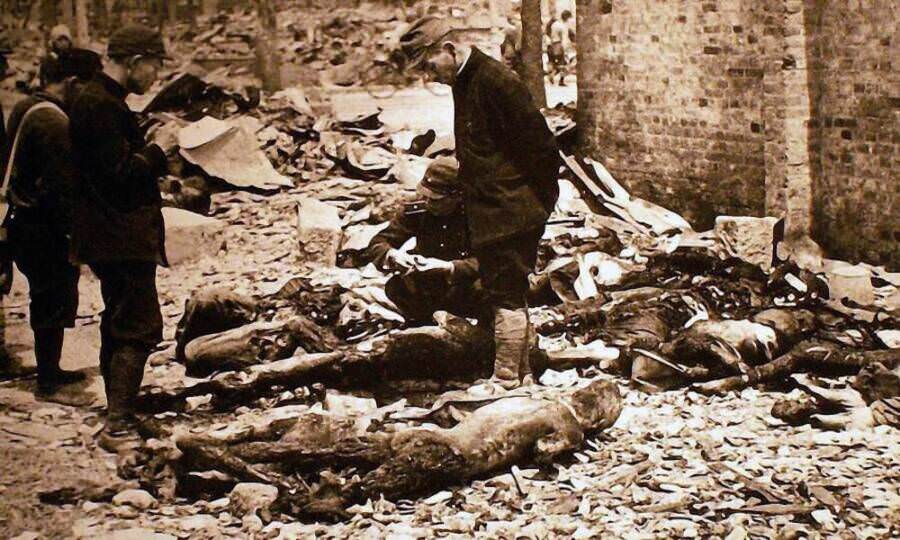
[385,272,484,325]
[91,261,162,428]
[474,227,544,386]
[385,273,435,325]
[9,216,82,392]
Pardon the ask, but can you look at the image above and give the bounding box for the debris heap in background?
[68,8,897,523]
[1,3,897,537]
[116,100,898,521]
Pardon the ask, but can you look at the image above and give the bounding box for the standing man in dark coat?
[67,25,172,446]
[399,17,561,388]
[3,53,97,398]
[500,0,524,78]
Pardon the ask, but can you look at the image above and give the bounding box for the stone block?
[715,216,780,270]
[163,207,226,265]
[230,482,279,517]
[112,489,158,510]
[296,198,343,267]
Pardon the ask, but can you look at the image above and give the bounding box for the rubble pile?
[23,17,884,522]
[0,28,44,93]
[102,96,899,523]
[162,5,428,91]
[1,5,897,537]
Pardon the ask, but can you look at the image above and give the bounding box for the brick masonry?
[804,1,898,267]
[576,0,898,268]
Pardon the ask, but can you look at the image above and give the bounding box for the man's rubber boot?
[490,308,530,389]
[105,344,148,419]
[519,310,537,386]
[35,328,85,395]
[98,414,141,454]
[100,345,148,453]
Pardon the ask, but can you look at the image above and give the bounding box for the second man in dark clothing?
[3,53,94,398]
[67,25,172,446]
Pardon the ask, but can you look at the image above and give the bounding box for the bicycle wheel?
[423,80,451,96]
[361,63,399,99]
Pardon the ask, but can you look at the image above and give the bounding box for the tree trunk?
[74,0,89,45]
[255,0,282,92]
[41,0,58,28]
[60,0,75,33]
[167,0,177,23]
[520,0,546,107]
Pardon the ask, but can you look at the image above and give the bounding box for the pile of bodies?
[21,15,892,519]
[110,137,898,519]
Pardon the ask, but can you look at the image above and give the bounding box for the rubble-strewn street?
[1,1,898,539]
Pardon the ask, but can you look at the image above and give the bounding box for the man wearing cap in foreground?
[399,17,561,388]
[68,24,173,447]
[2,53,100,400]
[365,156,485,325]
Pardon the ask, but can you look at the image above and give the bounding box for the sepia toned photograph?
[0,0,897,538]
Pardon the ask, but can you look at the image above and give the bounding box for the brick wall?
[805,1,898,266]
[577,0,899,268]
[576,0,776,228]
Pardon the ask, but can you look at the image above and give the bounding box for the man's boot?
[35,328,85,395]
[519,310,536,386]
[100,344,148,452]
[490,308,530,389]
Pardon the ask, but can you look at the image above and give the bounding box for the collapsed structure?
[7,5,894,527]
[111,60,899,518]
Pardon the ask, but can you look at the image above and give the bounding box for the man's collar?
[96,70,128,100]
[453,47,483,91]
[456,46,472,76]
[34,89,65,108]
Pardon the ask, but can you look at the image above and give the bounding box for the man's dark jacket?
[68,72,167,264]
[452,47,560,248]
[366,200,479,283]
[3,92,76,230]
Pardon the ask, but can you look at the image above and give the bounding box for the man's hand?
[409,255,454,274]
[385,249,418,272]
